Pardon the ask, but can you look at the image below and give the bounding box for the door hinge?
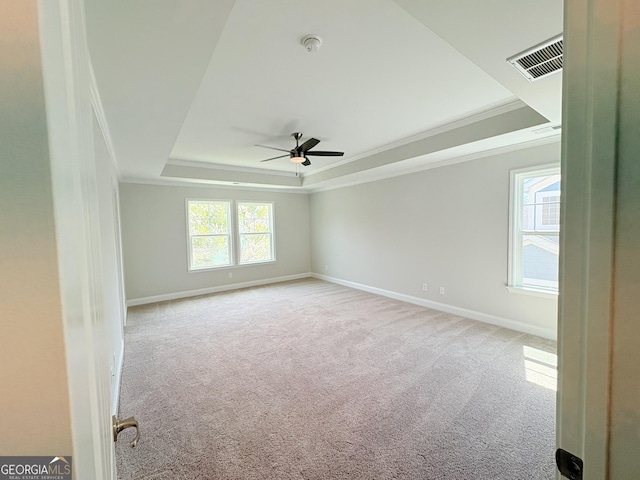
[556,448,583,480]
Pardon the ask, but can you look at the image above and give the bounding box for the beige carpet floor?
[116,278,556,479]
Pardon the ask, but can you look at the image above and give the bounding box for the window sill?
[188,260,276,273]
[238,260,276,267]
[506,285,558,299]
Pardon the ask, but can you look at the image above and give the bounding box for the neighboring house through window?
[509,165,561,292]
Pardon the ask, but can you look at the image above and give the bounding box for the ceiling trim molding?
[305,134,561,194]
[119,176,309,194]
[121,133,560,194]
[89,62,121,179]
[303,102,548,187]
[305,97,526,177]
[166,158,298,178]
[158,102,550,190]
[161,163,303,188]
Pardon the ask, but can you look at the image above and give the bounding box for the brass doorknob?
[112,415,140,447]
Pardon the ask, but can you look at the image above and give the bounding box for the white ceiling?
[85,0,563,191]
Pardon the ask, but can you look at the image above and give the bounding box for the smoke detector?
[301,35,322,53]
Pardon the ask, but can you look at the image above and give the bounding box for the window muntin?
[187,200,232,270]
[541,195,560,226]
[237,202,274,264]
[509,166,561,292]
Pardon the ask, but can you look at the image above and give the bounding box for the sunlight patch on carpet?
[523,345,557,391]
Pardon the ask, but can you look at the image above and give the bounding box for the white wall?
[119,183,311,302]
[92,112,125,414]
[310,141,560,338]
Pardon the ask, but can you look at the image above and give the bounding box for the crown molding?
[166,157,298,178]
[89,62,121,180]
[121,134,560,195]
[305,97,526,178]
[306,134,561,194]
[119,175,309,194]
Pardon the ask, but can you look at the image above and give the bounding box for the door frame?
[38,0,633,478]
[557,0,633,478]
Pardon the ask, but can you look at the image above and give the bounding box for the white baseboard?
[112,337,124,416]
[126,272,312,307]
[312,273,557,340]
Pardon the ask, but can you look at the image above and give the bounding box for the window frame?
[186,199,233,272]
[508,164,561,295]
[236,201,276,265]
[186,198,276,272]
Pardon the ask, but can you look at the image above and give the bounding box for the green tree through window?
[186,200,274,270]
[238,202,274,264]
[187,201,231,269]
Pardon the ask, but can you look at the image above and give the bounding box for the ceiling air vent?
[507,34,563,82]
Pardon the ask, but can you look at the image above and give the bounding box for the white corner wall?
[119,183,311,303]
[92,112,125,415]
[310,142,560,339]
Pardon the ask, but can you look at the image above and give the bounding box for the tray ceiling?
[85,0,563,191]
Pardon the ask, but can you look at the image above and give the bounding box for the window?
[187,200,232,270]
[238,202,274,264]
[186,200,275,271]
[509,166,561,292]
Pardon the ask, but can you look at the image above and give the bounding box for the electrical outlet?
[439,287,445,295]
[325,265,329,271]
[228,272,233,279]
[422,283,428,291]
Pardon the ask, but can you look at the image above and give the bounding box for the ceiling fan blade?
[305,151,344,156]
[255,144,291,153]
[302,158,311,166]
[260,154,289,162]
[299,138,320,152]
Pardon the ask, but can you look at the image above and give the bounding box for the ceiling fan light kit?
[301,35,322,53]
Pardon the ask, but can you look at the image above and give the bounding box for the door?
[39,0,118,477]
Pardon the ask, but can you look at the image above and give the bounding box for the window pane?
[521,176,561,232]
[191,236,229,269]
[521,202,535,231]
[510,167,561,292]
[238,203,271,233]
[189,202,229,235]
[240,234,272,263]
[521,234,559,290]
[541,196,560,226]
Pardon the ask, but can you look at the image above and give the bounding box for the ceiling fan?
[256,132,344,166]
